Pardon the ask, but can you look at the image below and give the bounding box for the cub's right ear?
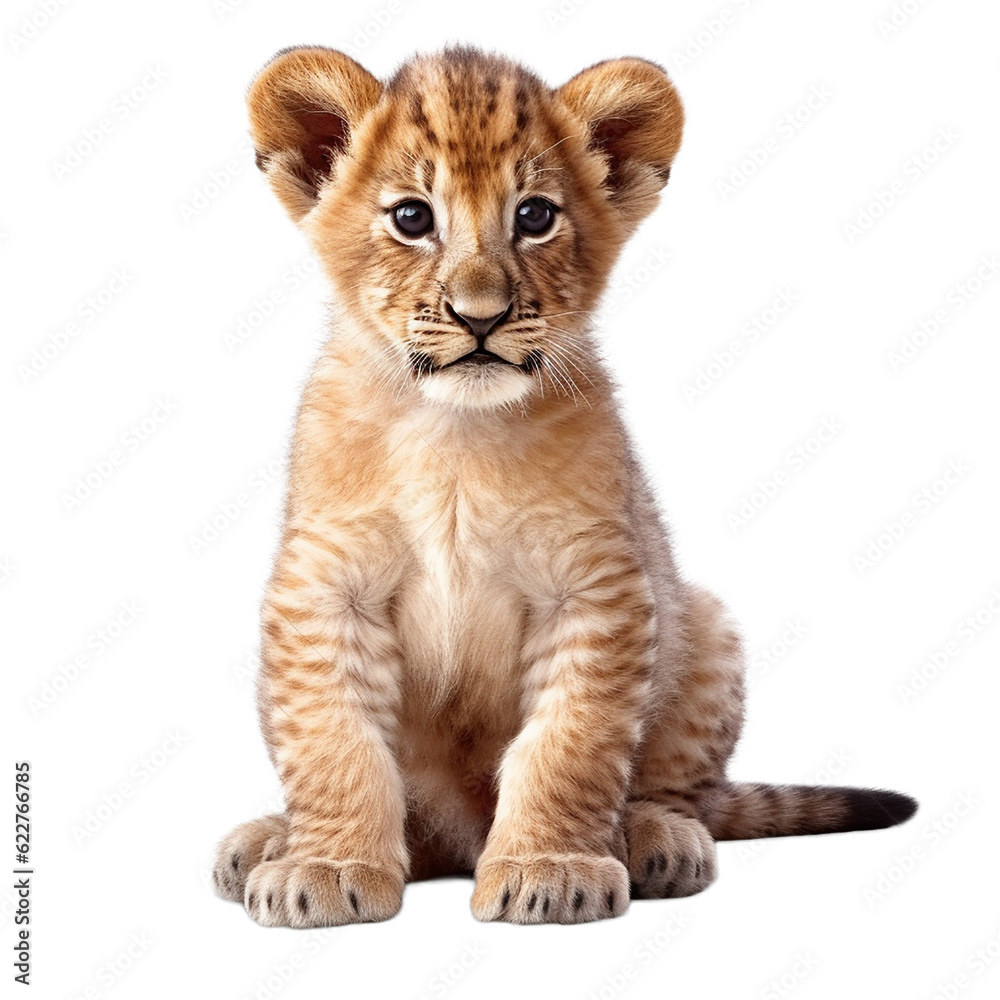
[247,47,382,222]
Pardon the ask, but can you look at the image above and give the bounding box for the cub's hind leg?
[213,813,290,902]
[626,586,744,899]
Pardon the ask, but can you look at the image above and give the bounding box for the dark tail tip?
[844,788,918,831]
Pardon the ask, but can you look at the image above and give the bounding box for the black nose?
[446,302,512,342]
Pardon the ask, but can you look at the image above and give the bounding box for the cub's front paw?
[471,853,629,924]
[213,814,289,902]
[244,858,403,927]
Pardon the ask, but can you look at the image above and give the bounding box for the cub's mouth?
[410,349,542,376]
[442,349,515,369]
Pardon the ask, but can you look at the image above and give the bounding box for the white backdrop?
[4,0,999,997]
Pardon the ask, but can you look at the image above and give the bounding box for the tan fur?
[213,46,915,926]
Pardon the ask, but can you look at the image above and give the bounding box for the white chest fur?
[386,416,527,708]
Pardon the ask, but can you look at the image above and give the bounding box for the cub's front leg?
[472,536,655,924]
[247,526,408,927]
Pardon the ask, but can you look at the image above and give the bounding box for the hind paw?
[625,800,717,898]
[212,814,289,902]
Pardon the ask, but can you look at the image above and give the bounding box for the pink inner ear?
[590,116,636,186]
[592,116,633,152]
[294,105,350,174]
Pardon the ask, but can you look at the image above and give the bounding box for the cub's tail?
[699,782,918,840]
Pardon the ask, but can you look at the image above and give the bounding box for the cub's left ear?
[247,47,382,222]
[557,58,684,225]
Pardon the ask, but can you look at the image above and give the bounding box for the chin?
[418,364,534,411]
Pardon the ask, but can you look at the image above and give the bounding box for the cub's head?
[248,46,683,410]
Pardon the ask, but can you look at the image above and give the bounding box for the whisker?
[545,341,595,389]
[538,310,590,321]
[545,357,581,407]
[524,133,581,167]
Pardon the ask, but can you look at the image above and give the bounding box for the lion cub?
[213,46,916,926]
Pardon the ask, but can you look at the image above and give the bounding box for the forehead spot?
[408,95,439,147]
[408,94,427,127]
[492,135,515,157]
[378,50,568,196]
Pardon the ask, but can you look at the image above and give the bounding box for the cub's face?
[248,47,683,410]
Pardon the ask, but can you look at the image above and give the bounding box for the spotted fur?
[212,46,916,926]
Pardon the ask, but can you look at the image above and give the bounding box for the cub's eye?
[515,197,558,236]
[392,200,434,238]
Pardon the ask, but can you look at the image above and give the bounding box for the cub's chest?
[390,464,528,694]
